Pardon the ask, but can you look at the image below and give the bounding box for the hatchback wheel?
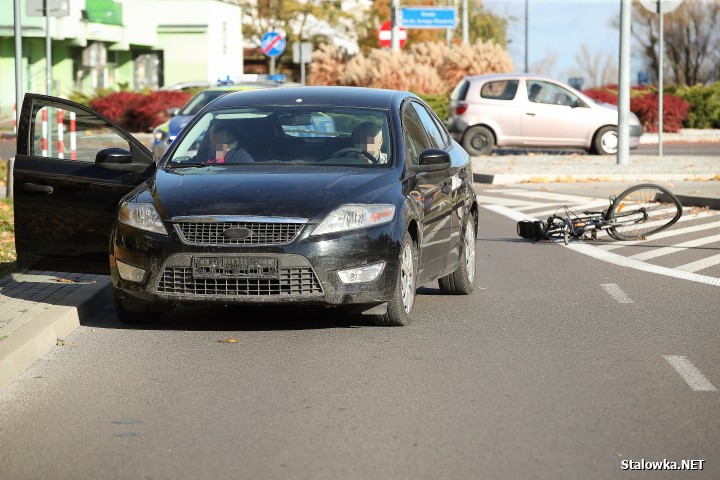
[462,126,495,156]
[373,231,417,326]
[592,126,618,155]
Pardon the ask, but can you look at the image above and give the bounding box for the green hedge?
[670,83,720,129]
[417,93,450,122]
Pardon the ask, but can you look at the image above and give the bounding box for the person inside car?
[207,123,254,163]
[351,121,388,164]
[528,83,543,103]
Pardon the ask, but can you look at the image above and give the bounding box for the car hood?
[167,114,194,138]
[150,165,399,221]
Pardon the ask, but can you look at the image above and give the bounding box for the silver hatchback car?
[445,74,643,156]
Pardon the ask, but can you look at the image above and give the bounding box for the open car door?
[14,94,155,274]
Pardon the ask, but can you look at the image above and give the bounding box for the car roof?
[211,86,413,109]
[462,73,563,83]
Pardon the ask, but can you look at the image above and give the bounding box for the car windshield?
[179,90,236,116]
[167,106,392,167]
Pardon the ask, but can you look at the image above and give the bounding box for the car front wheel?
[373,231,417,326]
[439,214,477,295]
[462,126,495,156]
[592,126,618,155]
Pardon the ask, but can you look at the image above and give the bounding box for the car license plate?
[192,256,278,279]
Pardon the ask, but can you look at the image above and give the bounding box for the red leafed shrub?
[630,93,690,133]
[90,91,145,125]
[583,87,618,105]
[583,86,690,133]
[125,91,191,132]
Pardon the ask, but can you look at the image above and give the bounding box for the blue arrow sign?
[401,7,457,29]
[261,31,286,58]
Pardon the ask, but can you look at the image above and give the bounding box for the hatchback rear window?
[480,80,519,101]
[450,80,470,101]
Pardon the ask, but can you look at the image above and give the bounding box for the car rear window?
[450,80,470,101]
[480,80,519,101]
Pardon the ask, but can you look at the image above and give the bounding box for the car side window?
[527,80,580,107]
[412,102,447,149]
[31,105,130,162]
[401,102,432,166]
[480,80,519,101]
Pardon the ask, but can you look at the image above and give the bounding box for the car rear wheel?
[462,126,495,156]
[592,126,618,155]
[439,214,476,295]
[373,231,417,326]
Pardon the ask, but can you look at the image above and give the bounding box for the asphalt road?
[0,190,718,479]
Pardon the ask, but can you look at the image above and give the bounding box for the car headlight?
[118,202,168,235]
[311,204,396,236]
[629,113,641,126]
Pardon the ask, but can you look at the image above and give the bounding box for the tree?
[630,0,720,85]
[566,44,618,89]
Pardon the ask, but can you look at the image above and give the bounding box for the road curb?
[473,172,717,184]
[0,276,112,390]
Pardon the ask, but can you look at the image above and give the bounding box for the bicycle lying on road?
[517,183,683,245]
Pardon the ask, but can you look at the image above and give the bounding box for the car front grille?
[173,218,306,246]
[157,267,323,296]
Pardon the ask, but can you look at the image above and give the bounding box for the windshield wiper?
[170,162,207,168]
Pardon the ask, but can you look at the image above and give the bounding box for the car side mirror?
[411,148,451,173]
[169,107,180,117]
[95,147,147,172]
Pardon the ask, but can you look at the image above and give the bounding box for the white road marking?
[599,220,720,251]
[495,190,601,204]
[601,283,634,303]
[483,204,720,287]
[675,253,720,273]
[476,195,543,208]
[629,233,720,261]
[663,355,718,392]
[522,200,611,217]
[483,204,538,222]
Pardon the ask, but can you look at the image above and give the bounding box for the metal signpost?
[261,31,286,75]
[639,0,683,158]
[293,42,312,85]
[27,0,69,95]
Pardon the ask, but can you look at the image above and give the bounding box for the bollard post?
[7,157,14,199]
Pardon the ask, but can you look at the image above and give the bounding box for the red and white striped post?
[57,109,65,159]
[69,111,77,160]
[41,108,48,156]
[13,103,17,135]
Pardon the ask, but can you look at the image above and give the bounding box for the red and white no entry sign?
[377,21,407,49]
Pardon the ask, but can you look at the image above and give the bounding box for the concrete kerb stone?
[0,275,112,390]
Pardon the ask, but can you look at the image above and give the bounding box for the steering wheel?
[329,147,377,164]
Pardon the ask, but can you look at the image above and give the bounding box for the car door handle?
[23,183,54,194]
[525,112,536,116]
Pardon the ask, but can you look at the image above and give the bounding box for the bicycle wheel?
[606,183,682,240]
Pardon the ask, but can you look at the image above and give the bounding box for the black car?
[14,87,478,326]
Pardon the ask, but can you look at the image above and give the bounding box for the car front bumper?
[110,221,403,310]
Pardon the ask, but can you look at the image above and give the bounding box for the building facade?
[0,0,243,120]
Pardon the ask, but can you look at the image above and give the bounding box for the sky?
[483,0,628,84]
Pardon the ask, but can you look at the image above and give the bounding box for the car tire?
[373,231,417,327]
[592,126,618,155]
[114,291,159,324]
[462,126,495,156]
[439,214,476,295]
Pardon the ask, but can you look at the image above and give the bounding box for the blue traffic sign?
[401,7,457,29]
[261,31,286,58]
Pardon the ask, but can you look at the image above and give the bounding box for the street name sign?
[400,7,457,29]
